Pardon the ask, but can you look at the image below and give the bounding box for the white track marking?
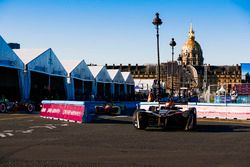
[3,130,14,133]
[45,125,56,129]
[30,126,44,129]
[5,133,14,137]
[1,123,69,138]
[0,133,6,138]
[22,129,34,134]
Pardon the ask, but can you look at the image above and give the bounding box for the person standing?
[147,90,155,102]
[230,87,238,103]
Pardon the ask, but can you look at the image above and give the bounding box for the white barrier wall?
[187,103,250,120]
[139,102,250,120]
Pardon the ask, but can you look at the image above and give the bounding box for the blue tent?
[0,35,25,101]
[62,59,94,100]
[14,48,67,102]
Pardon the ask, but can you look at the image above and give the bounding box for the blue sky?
[0,0,249,65]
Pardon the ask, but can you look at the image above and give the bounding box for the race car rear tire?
[132,110,147,130]
[0,102,7,113]
[26,103,35,113]
[185,109,197,131]
[163,118,168,130]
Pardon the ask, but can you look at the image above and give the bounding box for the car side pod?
[132,109,147,130]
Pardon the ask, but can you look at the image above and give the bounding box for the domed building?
[178,25,241,101]
[180,24,204,66]
[105,24,242,102]
[176,25,204,93]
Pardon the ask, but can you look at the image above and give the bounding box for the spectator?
[147,90,155,102]
[230,87,238,103]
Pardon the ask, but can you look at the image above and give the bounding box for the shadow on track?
[143,124,250,133]
[91,115,250,133]
[92,115,132,124]
[195,124,250,133]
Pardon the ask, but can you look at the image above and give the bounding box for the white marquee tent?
[107,69,125,98]
[88,65,112,100]
[0,35,25,101]
[121,72,135,97]
[14,48,67,102]
[61,60,94,100]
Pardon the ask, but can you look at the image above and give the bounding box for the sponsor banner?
[41,103,84,123]
[236,84,250,95]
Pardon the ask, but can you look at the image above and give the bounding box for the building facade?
[106,25,242,100]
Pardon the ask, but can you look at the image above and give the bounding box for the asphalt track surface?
[0,113,250,167]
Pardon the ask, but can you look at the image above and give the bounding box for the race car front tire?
[132,110,148,130]
[185,109,197,131]
[0,102,7,113]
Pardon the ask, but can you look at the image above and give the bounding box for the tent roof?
[61,59,81,74]
[88,66,103,78]
[0,35,24,69]
[88,65,112,83]
[121,72,134,85]
[61,59,94,81]
[121,72,130,80]
[107,69,125,84]
[14,48,47,64]
[15,48,67,77]
[107,69,119,80]
[218,86,226,92]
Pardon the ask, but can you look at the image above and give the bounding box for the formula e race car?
[15,101,36,113]
[132,102,197,131]
[0,96,35,113]
[0,99,16,113]
[95,103,121,115]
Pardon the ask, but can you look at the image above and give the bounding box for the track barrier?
[40,100,138,123]
[186,103,250,120]
[138,102,250,121]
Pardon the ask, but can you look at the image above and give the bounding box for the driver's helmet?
[105,104,112,109]
[165,99,174,108]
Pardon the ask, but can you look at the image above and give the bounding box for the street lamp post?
[152,13,162,102]
[169,38,176,97]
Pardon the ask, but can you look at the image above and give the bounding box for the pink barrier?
[40,102,84,123]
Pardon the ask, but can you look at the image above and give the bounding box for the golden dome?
[182,24,199,52]
[180,24,204,66]
[182,38,202,53]
[183,38,195,50]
